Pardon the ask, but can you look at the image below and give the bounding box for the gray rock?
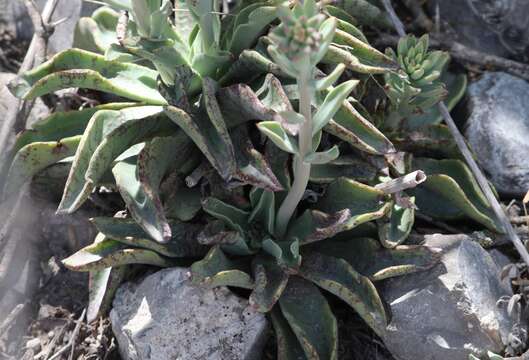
[110,268,269,360]
[380,234,514,360]
[465,72,529,197]
[431,0,529,59]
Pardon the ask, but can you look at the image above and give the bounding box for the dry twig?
[0,0,60,171]
[380,0,529,267]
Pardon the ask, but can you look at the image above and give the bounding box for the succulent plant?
[1,0,508,359]
[384,34,450,129]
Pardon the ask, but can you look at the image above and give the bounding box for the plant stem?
[276,73,313,238]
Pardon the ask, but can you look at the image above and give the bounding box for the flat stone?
[380,234,515,360]
[111,267,269,360]
[431,0,529,59]
[465,72,529,197]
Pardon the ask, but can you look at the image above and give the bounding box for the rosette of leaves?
[384,34,450,129]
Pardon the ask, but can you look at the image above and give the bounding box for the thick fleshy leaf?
[270,307,306,360]
[164,89,237,181]
[14,103,135,153]
[279,277,338,360]
[287,209,352,245]
[305,146,340,165]
[58,106,175,214]
[91,217,206,257]
[229,5,277,55]
[202,197,249,233]
[262,238,301,270]
[313,80,358,135]
[300,252,387,335]
[257,122,298,154]
[164,187,202,221]
[411,158,503,232]
[113,134,194,243]
[335,0,391,28]
[305,236,440,281]
[3,136,80,198]
[88,265,129,322]
[318,178,390,229]
[315,64,346,91]
[323,45,393,74]
[8,49,166,104]
[219,49,287,85]
[231,126,284,192]
[377,199,415,248]
[333,29,394,67]
[403,73,467,129]
[248,188,276,235]
[249,256,289,312]
[190,246,253,289]
[389,124,461,160]
[325,100,395,155]
[62,238,177,271]
[74,7,120,53]
[310,155,378,183]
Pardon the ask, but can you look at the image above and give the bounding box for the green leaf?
[305,145,340,165]
[315,64,346,91]
[287,209,352,245]
[219,49,287,85]
[88,264,129,322]
[305,236,440,281]
[231,126,284,192]
[164,100,237,181]
[377,199,415,248]
[333,29,394,67]
[164,187,203,222]
[313,80,358,135]
[58,106,175,214]
[202,197,249,234]
[3,136,80,198]
[335,0,392,29]
[229,5,277,56]
[324,45,393,74]
[262,238,301,270]
[62,238,177,272]
[318,178,390,229]
[300,252,387,336]
[74,7,120,53]
[249,256,289,312]
[324,100,395,155]
[388,124,461,160]
[279,277,338,360]
[257,121,298,154]
[13,103,135,153]
[91,217,206,257]
[270,307,306,360]
[113,134,194,243]
[310,155,378,183]
[411,158,503,232]
[403,73,467,129]
[190,246,253,289]
[8,49,166,104]
[248,189,276,235]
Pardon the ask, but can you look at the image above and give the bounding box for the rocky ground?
[1,0,529,359]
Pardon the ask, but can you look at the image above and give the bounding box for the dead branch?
[380,0,529,268]
[0,0,60,172]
